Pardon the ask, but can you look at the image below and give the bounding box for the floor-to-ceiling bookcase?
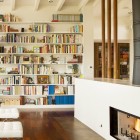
[0,15,83,108]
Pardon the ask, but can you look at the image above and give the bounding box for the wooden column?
[107,0,112,78]
[113,0,119,79]
[101,0,105,78]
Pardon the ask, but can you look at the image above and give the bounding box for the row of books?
[70,25,83,33]
[20,95,74,105]
[0,13,21,22]
[0,24,19,32]
[0,76,21,85]
[0,84,74,96]
[0,96,74,106]
[33,24,51,32]
[13,55,44,64]
[0,75,74,85]
[13,85,42,95]
[0,46,5,53]
[0,44,82,54]
[30,44,83,54]
[0,55,12,64]
[41,44,83,54]
[0,98,20,106]
[0,24,51,33]
[52,14,83,22]
[34,65,53,74]
[47,95,74,105]
[0,34,81,43]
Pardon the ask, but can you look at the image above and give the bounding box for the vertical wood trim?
[107,0,112,78]
[101,0,105,78]
[113,0,119,79]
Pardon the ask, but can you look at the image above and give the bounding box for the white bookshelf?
[0,20,83,108]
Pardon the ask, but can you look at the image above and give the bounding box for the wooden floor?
[1,109,105,140]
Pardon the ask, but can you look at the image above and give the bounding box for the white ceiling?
[0,0,132,17]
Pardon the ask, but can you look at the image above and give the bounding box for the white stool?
[0,121,23,139]
[0,108,19,119]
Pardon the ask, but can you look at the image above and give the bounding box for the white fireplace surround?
[74,78,140,140]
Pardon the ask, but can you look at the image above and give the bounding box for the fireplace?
[110,107,140,140]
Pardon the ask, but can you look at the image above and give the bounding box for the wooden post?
[107,0,112,78]
[113,0,119,79]
[101,0,105,78]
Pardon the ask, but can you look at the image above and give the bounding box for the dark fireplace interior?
[110,107,140,140]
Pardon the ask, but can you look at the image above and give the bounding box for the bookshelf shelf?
[0,42,82,45]
[1,105,74,109]
[0,32,83,34]
[0,21,82,24]
[0,20,83,107]
[0,84,75,86]
[0,52,82,54]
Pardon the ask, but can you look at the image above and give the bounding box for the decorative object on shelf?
[25,98,36,105]
[0,99,4,107]
[73,64,79,74]
[21,28,24,32]
[51,96,55,104]
[26,77,34,84]
[28,25,33,32]
[0,67,6,74]
[0,15,4,22]
[49,55,59,64]
[37,75,49,84]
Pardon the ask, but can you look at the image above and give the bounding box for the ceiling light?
[48,0,53,3]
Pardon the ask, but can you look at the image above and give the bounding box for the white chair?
[0,121,23,139]
[0,108,19,120]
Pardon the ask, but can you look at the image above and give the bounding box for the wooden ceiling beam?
[78,0,89,10]
[11,0,16,11]
[93,0,99,8]
[56,0,65,11]
[34,0,40,11]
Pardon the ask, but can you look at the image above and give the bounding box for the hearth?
[110,107,140,140]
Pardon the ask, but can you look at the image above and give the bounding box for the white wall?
[82,1,94,78]
[75,78,140,140]
[93,17,132,41]
[0,5,81,22]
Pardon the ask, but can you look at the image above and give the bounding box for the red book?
[51,20,59,22]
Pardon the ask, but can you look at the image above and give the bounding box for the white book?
[36,86,42,95]
[68,86,73,95]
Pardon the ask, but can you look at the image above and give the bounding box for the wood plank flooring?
[1,109,105,140]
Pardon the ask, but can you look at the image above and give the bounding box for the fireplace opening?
[110,107,140,140]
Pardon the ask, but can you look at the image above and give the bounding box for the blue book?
[59,96,65,105]
[68,95,74,104]
[55,96,60,105]
[64,96,69,104]
[48,85,55,95]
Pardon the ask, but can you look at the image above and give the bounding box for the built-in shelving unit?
[94,42,129,79]
[0,15,83,108]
